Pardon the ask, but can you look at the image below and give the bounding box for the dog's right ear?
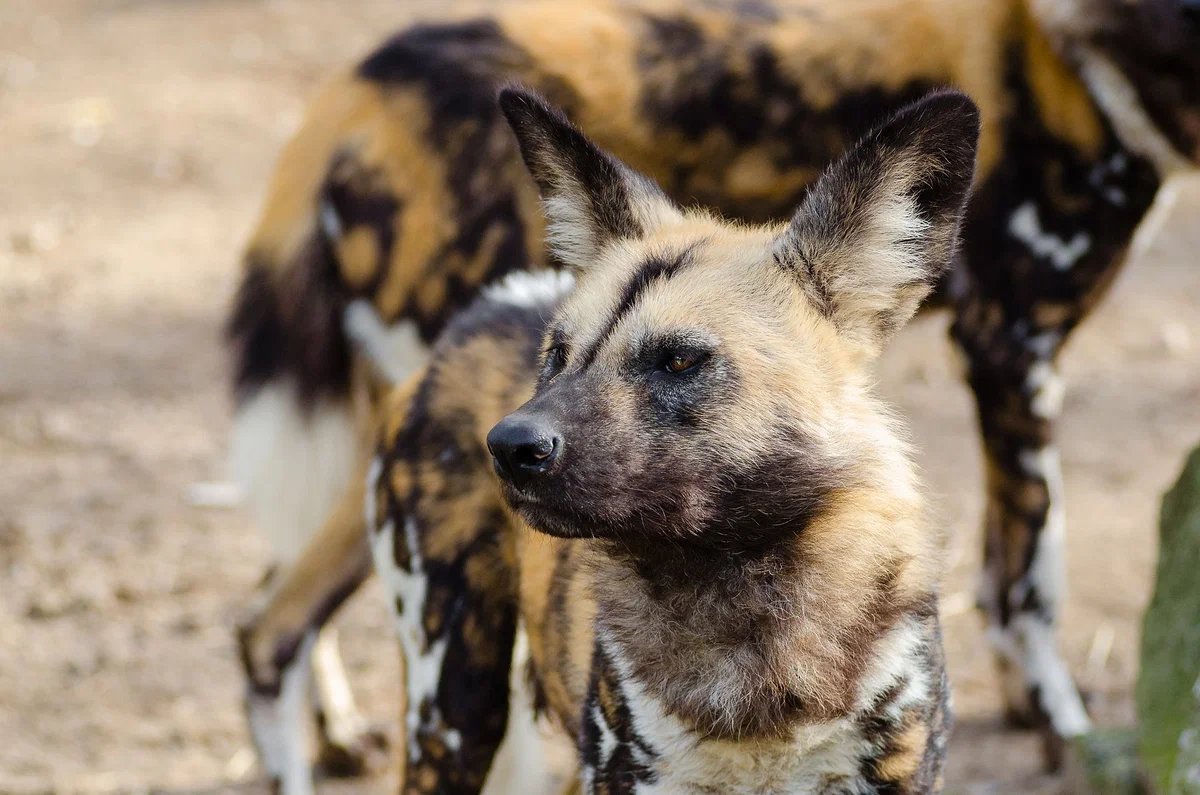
[499,87,682,270]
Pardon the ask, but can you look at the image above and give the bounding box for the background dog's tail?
[226,224,360,561]
[224,78,378,561]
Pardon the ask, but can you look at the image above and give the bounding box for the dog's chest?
[574,621,938,795]
[581,672,875,794]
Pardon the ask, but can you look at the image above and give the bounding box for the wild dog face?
[487,88,979,546]
[1034,0,1200,163]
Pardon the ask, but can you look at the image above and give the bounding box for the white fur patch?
[544,195,603,270]
[852,618,931,717]
[343,300,425,386]
[1078,48,1193,178]
[483,268,576,309]
[1026,331,1061,359]
[1007,202,1091,271]
[1019,445,1068,618]
[371,513,453,763]
[319,197,344,241]
[1007,615,1092,737]
[245,632,315,795]
[541,171,682,271]
[363,455,383,538]
[229,383,358,561]
[311,628,369,750]
[1026,360,1066,420]
[1089,153,1129,207]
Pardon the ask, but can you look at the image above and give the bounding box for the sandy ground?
[1,1,1198,793]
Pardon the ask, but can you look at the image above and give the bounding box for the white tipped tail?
[229,384,360,561]
[231,301,426,560]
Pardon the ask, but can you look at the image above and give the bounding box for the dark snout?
[486,413,562,487]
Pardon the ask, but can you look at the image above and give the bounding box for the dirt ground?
[1,1,1198,793]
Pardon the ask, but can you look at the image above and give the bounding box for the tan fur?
[240,0,1103,326]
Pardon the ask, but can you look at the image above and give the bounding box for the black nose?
[486,416,561,485]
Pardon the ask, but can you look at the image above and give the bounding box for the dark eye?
[541,344,567,379]
[663,351,703,374]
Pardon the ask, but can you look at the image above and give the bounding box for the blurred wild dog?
[352,86,976,794]
[229,0,1200,781]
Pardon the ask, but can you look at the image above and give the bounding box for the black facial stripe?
[578,248,695,369]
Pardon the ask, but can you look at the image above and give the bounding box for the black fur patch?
[955,45,1159,329]
[227,237,351,407]
[580,641,658,791]
[360,20,518,133]
[359,23,556,342]
[635,13,943,222]
[321,150,403,298]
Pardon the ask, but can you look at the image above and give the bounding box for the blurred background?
[1,1,1198,793]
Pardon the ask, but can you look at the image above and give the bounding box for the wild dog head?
[487,88,979,549]
[1033,0,1200,164]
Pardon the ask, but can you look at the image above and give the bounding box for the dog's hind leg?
[237,460,379,795]
[310,626,390,776]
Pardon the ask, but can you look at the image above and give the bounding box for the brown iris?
[665,352,700,374]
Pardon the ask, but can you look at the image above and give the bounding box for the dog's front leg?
[368,454,518,794]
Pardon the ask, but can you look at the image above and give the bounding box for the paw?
[999,678,1093,773]
[316,722,391,778]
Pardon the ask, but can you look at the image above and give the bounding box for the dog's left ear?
[775,90,980,354]
[499,87,682,270]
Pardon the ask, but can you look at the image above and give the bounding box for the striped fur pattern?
[356,88,978,793]
[229,0,1200,785]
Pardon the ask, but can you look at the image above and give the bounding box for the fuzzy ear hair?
[499,87,681,269]
[774,90,980,352]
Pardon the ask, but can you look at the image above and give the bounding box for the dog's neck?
[586,484,940,742]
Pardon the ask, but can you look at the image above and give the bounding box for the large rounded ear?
[774,90,980,353]
[499,87,682,270]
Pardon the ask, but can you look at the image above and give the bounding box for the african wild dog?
[365,86,976,794]
[230,0,1200,781]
